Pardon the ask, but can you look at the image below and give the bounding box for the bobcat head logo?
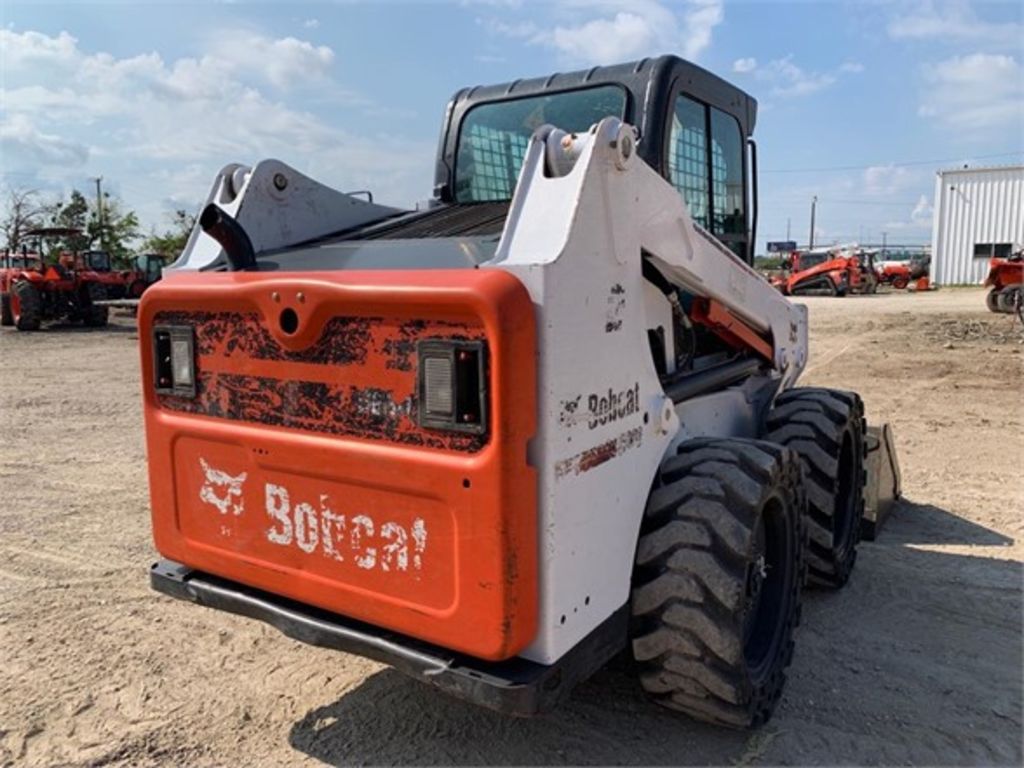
[199,458,247,516]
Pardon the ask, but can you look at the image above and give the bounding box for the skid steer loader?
[141,55,898,728]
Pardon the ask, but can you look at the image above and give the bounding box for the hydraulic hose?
[199,204,258,272]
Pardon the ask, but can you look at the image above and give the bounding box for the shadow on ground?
[289,663,751,766]
[288,499,1022,767]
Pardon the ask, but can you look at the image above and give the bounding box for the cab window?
[667,96,709,228]
[668,95,747,254]
[454,85,627,202]
[710,108,744,237]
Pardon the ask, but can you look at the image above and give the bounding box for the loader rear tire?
[1,292,12,326]
[83,282,108,327]
[12,281,41,331]
[986,289,1000,312]
[630,438,806,729]
[997,285,1022,317]
[765,388,866,589]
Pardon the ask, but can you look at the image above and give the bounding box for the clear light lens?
[423,356,453,416]
[171,338,193,386]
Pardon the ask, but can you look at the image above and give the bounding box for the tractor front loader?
[140,56,899,728]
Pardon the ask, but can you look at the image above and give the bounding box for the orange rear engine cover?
[139,269,537,661]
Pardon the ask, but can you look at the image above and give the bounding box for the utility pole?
[809,196,817,250]
[92,176,104,249]
[786,217,791,242]
[882,231,887,259]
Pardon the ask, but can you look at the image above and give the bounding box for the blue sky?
[2,0,1022,251]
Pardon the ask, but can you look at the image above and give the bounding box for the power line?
[762,151,1023,174]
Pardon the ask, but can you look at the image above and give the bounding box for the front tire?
[631,439,806,729]
[0,292,12,326]
[766,388,866,588]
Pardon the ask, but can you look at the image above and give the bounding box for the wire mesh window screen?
[455,86,627,202]
[668,96,709,228]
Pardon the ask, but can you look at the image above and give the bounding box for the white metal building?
[931,164,1024,285]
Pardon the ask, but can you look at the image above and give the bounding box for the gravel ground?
[1,288,1021,766]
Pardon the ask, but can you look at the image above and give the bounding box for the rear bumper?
[151,559,627,716]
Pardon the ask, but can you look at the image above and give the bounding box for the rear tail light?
[417,340,487,434]
[153,326,196,398]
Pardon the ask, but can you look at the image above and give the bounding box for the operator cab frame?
[433,54,759,264]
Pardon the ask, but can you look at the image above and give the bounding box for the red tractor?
[118,253,165,299]
[772,248,863,296]
[984,250,1023,317]
[0,228,111,331]
[877,253,931,290]
[0,248,43,326]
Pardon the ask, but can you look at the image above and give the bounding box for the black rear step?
[151,559,627,716]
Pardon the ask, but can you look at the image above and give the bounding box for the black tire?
[83,282,109,327]
[631,438,806,729]
[996,284,1022,316]
[765,388,866,589]
[12,281,42,331]
[0,292,12,326]
[986,288,1001,312]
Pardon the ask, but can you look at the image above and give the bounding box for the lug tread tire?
[13,281,41,331]
[631,438,806,729]
[1,292,12,326]
[84,282,109,327]
[766,388,866,589]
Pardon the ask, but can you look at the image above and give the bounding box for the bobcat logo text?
[197,460,427,575]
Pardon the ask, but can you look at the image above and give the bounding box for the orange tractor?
[772,248,866,296]
[118,253,165,299]
[0,228,111,331]
[876,253,930,291]
[984,250,1023,317]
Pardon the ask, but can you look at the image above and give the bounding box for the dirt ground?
[1,288,1021,767]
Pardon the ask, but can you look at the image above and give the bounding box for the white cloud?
[733,57,757,73]
[755,56,836,97]
[888,1,1023,49]
[750,54,864,98]
[918,53,1024,132]
[884,194,935,232]
[207,32,335,88]
[911,194,933,224]
[303,18,320,29]
[486,1,723,65]
[0,28,433,229]
[0,114,90,167]
[863,164,913,196]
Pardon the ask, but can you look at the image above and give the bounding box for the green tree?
[41,189,141,267]
[91,193,141,268]
[44,190,91,256]
[142,209,196,261]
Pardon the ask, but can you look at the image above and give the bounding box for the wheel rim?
[743,497,792,682]
[11,290,21,322]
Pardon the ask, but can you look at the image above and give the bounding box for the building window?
[974,243,1013,258]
